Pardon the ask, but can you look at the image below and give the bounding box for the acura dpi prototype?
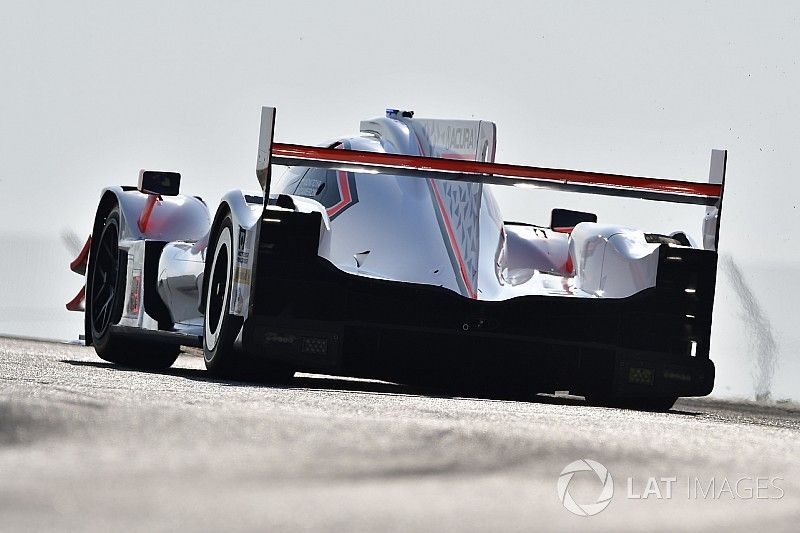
[67,106,727,410]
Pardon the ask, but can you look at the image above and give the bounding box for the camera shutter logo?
[557,459,614,516]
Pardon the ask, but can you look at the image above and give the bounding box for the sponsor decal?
[236,227,250,268]
[125,269,142,318]
[419,120,480,152]
[263,332,296,345]
[231,226,254,316]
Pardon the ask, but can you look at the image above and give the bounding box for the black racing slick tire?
[202,214,243,375]
[87,205,180,370]
[202,212,294,383]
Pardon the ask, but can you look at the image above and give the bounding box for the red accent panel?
[326,144,354,219]
[272,143,722,199]
[65,286,85,312]
[70,235,92,275]
[565,254,574,274]
[326,170,353,218]
[138,194,159,233]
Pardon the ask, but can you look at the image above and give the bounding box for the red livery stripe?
[272,143,721,200]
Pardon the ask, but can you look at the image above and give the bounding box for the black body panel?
[243,210,717,398]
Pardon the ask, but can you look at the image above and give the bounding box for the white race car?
[68,106,726,410]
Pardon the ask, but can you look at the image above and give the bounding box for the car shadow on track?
[61,358,437,397]
[59,358,699,415]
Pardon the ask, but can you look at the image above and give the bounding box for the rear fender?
[204,190,330,319]
[278,194,331,258]
[570,223,661,298]
[205,190,264,320]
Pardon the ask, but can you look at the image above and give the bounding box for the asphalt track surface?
[2,336,800,532]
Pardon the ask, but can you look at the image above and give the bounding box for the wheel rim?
[205,226,232,354]
[90,218,119,338]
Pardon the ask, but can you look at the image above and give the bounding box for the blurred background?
[1,1,797,400]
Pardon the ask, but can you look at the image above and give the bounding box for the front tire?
[87,205,180,369]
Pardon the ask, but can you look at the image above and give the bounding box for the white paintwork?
[93,108,711,344]
[102,186,210,243]
[157,242,204,324]
[266,111,683,302]
[501,225,571,283]
[355,113,496,298]
[570,223,661,298]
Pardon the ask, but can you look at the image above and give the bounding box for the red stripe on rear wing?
[271,142,721,206]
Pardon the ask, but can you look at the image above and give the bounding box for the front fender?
[217,189,264,234]
[99,186,211,243]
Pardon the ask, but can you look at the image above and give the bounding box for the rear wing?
[255,107,726,249]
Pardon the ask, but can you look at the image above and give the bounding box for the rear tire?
[87,205,180,370]
[202,212,294,384]
[203,214,242,376]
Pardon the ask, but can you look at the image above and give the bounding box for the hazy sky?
[1,1,799,398]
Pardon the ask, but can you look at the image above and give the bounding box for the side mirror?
[138,170,181,196]
[550,208,597,232]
